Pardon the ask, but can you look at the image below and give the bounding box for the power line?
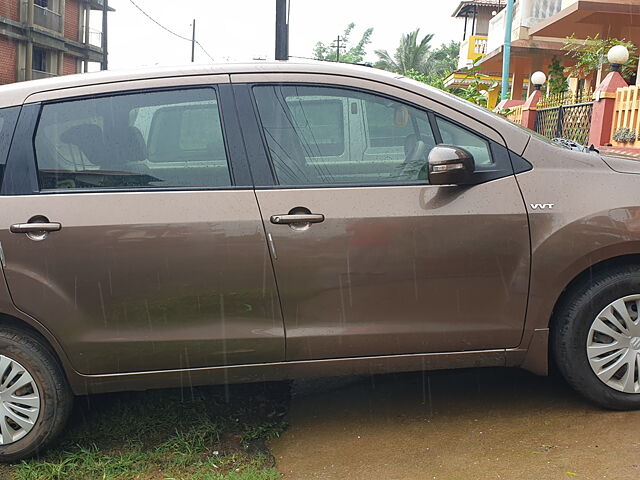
[127,0,215,62]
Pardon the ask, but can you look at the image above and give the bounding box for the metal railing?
[537,89,594,109]
[23,69,58,80]
[88,29,103,47]
[457,35,488,69]
[33,4,62,32]
[535,102,594,145]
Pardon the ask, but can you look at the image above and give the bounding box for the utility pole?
[500,0,515,101]
[331,35,346,63]
[191,19,196,62]
[101,0,108,70]
[275,0,289,60]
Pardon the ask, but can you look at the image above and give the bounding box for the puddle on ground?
[270,368,640,480]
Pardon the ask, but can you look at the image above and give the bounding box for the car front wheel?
[0,327,72,462]
[553,265,640,410]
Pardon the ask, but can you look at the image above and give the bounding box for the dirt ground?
[270,368,640,480]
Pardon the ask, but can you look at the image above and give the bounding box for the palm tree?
[375,29,434,74]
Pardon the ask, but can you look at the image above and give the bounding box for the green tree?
[563,34,638,80]
[547,56,568,94]
[313,23,374,64]
[374,29,434,74]
[427,41,461,80]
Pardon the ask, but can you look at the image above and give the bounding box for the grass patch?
[0,382,290,480]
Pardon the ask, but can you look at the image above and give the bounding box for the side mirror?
[428,145,475,185]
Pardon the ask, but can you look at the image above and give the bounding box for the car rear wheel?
[0,327,72,462]
[553,265,640,410]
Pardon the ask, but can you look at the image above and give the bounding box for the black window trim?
[3,83,252,196]
[242,81,518,189]
[0,105,22,194]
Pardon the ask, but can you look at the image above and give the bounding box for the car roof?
[0,61,412,109]
[0,61,532,155]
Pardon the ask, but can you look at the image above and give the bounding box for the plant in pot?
[613,127,637,145]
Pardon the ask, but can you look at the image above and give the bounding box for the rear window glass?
[34,89,232,191]
[0,107,20,191]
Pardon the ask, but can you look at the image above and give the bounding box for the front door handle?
[10,222,62,234]
[270,214,325,225]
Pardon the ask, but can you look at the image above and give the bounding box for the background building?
[447,0,640,107]
[0,0,112,85]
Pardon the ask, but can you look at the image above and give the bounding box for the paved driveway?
[270,368,640,480]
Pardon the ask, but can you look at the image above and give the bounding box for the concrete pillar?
[60,0,66,36]
[588,71,628,147]
[84,6,91,45]
[521,89,543,130]
[26,0,34,81]
[510,72,524,101]
[486,88,500,110]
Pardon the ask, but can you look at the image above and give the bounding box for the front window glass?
[436,117,493,166]
[34,88,232,191]
[253,85,437,186]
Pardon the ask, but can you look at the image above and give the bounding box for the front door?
[245,82,530,361]
[0,84,284,375]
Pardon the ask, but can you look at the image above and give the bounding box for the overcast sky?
[100,0,462,70]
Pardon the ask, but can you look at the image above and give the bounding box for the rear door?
[0,77,284,375]
[233,76,530,361]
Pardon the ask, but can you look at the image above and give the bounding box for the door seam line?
[252,189,288,361]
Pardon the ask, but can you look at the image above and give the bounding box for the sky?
[99,0,463,70]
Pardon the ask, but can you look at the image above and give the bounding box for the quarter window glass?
[253,85,436,186]
[34,88,232,191]
[436,117,493,166]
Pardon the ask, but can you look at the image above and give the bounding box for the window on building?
[32,48,48,73]
[34,0,49,8]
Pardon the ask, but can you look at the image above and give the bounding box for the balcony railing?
[88,29,103,47]
[457,36,488,69]
[26,69,58,80]
[486,0,563,55]
[33,4,62,32]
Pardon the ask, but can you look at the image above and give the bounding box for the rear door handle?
[270,214,325,225]
[10,222,62,234]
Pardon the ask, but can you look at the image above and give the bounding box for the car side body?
[0,61,639,400]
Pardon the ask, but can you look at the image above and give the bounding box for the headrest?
[60,124,107,166]
[112,127,148,164]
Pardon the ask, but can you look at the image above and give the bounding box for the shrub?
[613,127,637,143]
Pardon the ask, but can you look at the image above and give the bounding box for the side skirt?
[69,349,508,395]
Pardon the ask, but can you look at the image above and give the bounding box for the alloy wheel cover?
[587,295,640,394]
[0,355,41,445]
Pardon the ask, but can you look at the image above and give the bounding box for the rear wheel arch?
[0,313,71,380]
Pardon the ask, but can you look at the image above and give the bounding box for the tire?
[552,264,640,410]
[0,327,73,462]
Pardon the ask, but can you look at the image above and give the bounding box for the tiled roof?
[452,0,507,18]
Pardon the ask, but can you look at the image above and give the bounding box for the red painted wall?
[64,0,80,41]
[0,0,20,21]
[63,55,77,75]
[0,37,17,85]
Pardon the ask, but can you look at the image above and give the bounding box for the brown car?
[0,62,640,460]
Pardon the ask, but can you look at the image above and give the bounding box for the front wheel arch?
[549,258,640,409]
[549,254,640,337]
